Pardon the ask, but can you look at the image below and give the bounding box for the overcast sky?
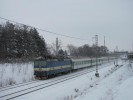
[0,0,133,52]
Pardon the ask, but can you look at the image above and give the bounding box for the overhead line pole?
[56,38,59,56]
[95,35,99,77]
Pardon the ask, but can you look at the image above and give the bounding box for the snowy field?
[8,60,133,100]
[0,62,34,87]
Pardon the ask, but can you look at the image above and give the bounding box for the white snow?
[114,76,133,100]
[75,61,133,100]
[1,60,133,100]
[0,62,34,87]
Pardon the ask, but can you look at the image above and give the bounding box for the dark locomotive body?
[34,59,72,79]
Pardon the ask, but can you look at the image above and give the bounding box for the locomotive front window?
[34,61,46,67]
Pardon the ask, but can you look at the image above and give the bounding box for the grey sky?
[0,0,133,51]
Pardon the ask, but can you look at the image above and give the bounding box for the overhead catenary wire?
[0,16,88,41]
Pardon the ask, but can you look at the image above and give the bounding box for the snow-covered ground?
[10,60,133,100]
[1,60,133,100]
[75,61,133,100]
[0,62,34,87]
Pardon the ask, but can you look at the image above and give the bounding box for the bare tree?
[67,44,109,58]
[67,44,79,57]
[48,39,62,55]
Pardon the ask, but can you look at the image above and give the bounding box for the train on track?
[34,57,115,79]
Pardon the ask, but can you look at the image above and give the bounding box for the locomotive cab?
[34,60,47,79]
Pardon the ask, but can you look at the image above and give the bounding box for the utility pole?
[115,46,118,66]
[104,36,105,48]
[132,43,133,53]
[104,36,105,55]
[95,35,99,77]
[56,38,59,56]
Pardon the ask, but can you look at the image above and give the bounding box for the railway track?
[0,65,93,92]
[0,80,41,92]
[0,62,112,92]
[0,62,115,100]
[1,70,94,100]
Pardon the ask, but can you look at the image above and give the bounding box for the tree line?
[67,44,108,58]
[0,21,109,62]
[0,22,48,61]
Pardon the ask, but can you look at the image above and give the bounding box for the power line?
[0,16,88,41]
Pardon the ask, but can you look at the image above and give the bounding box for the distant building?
[114,51,128,55]
[128,53,133,60]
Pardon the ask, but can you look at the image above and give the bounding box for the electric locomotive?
[34,58,72,79]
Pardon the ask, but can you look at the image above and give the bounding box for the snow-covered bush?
[0,62,34,87]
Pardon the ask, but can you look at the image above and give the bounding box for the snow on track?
[1,61,123,100]
[0,62,115,100]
